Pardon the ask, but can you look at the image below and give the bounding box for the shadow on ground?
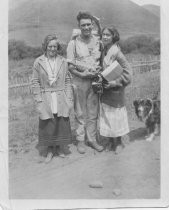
[129,127,147,142]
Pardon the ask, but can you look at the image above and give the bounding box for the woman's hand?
[104,80,123,89]
[104,81,117,89]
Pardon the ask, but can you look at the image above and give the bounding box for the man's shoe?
[88,141,104,152]
[44,152,53,163]
[77,141,86,154]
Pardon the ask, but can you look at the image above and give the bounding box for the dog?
[133,97,160,142]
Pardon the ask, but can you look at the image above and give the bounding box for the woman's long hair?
[102,26,120,44]
[100,26,120,65]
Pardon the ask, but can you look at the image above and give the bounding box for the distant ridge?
[9,0,160,46]
[142,4,160,17]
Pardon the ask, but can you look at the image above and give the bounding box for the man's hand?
[81,70,97,79]
[92,16,100,25]
[88,66,102,74]
[96,66,102,72]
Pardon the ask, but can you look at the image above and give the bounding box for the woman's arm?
[115,50,132,87]
[31,60,43,102]
[103,49,132,89]
[65,69,73,106]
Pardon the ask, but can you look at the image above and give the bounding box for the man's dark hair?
[76,11,93,23]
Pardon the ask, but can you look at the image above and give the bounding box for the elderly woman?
[32,34,72,163]
[99,26,132,153]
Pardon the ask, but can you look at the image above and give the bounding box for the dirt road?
[9,120,160,199]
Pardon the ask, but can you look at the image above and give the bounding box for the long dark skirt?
[38,114,72,147]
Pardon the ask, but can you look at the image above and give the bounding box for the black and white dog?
[133,97,160,142]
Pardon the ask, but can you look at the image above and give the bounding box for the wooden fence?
[9,60,160,121]
[9,75,32,97]
[9,60,160,97]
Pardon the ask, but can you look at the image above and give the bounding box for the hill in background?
[9,0,160,46]
[142,4,160,17]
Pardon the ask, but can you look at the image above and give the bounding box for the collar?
[103,44,119,66]
[77,34,95,44]
[37,54,64,75]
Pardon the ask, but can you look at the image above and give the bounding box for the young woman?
[100,27,132,153]
[32,34,73,163]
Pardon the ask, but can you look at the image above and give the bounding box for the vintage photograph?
[8,0,161,200]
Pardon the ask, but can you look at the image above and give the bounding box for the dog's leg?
[158,124,161,135]
[146,122,155,142]
[154,123,160,135]
[146,133,155,142]
[145,127,150,138]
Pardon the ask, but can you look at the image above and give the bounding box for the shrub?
[9,40,28,60]
[120,35,160,55]
[9,35,160,61]
[9,40,43,60]
[151,40,160,55]
[8,39,67,60]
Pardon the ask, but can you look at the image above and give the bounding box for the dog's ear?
[154,100,160,109]
[145,99,152,108]
[133,100,139,107]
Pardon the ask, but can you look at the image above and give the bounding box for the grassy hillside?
[142,4,160,17]
[9,0,160,46]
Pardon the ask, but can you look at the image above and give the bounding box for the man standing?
[67,11,103,154]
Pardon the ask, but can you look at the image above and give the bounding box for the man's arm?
[67,40,97,78]
[68,64,85,77]
[68,64,97,79]
[67,40,86,77]
[67,59,99,73]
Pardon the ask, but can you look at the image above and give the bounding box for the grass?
[8,54,160,82]
[126,53,160,63]
[9,58,34,83]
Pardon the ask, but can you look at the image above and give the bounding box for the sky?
[8,0,161,10]
[131,0,160,6]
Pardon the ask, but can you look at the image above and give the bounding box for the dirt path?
[9,121,160,199]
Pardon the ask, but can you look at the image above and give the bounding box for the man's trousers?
[72,76,99,142]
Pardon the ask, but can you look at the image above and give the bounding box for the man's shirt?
[67,35,101,71]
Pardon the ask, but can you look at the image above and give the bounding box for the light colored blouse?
[45,57,59,114]
[103,44,119,69]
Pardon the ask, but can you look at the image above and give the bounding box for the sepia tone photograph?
[8,0,162,201]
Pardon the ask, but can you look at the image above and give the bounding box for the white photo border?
[0,0,169,209]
